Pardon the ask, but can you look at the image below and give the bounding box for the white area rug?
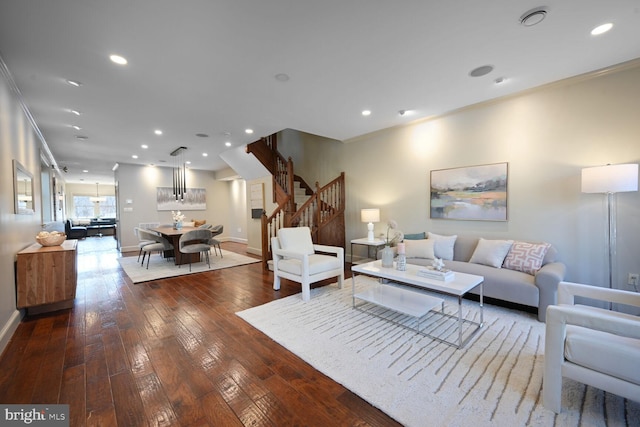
[237,277,640,427]
[118,249,259,283]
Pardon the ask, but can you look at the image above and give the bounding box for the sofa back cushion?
[427,232,457,260]
[404,239,435,259]
[469,238,514,268]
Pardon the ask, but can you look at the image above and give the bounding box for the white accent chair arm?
[313,244,344,258]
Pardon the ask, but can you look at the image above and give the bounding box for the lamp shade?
[581,164,638,194]
[361,208,380,223]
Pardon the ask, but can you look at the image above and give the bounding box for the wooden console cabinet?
[16,239,78,313]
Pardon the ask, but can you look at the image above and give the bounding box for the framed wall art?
[157,187,206,211]
[430,162,508,221]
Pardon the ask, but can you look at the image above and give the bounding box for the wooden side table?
[16,239,78,314]
[350,238,387,264]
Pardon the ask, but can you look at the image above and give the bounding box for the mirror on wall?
[13,159,35,215]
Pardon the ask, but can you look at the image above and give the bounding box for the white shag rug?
[237,277,640,427]
[118,249,259,283]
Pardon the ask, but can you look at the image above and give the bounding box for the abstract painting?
[430,162,508,221]
[157,187,206,211]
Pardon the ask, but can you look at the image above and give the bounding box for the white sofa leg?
[337,272,344,289]
[273,275,281,291]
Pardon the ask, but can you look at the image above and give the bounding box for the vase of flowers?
[381,219,403,268]
[172,210,185,229]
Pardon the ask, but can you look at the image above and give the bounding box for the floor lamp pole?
[606,192,616,310]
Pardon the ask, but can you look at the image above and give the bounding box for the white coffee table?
[352,260,484,349]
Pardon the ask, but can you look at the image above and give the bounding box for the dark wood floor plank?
[0,239,399,426]
[59,364,86,427]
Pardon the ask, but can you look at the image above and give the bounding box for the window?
[73,195,116,218]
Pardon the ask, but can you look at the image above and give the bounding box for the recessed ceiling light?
[154,129,163,135]
[141,144,148,149]
[71,125,81,130]
[82,170,88,173]
[275,73,290,82]
[362,110,371,116]
[66,79,82,87]
[186,161,191,165]
[591,23,613,36]
[202,153,208,157]
[196,133,209,138]
[109,54,128,65]
[132,155,138,159]
[469,65,494,77]
[70,109,81,115]
[225,141,232,147]
[519,7,547,27]
[76,135,88,140]
[245,129,254,134]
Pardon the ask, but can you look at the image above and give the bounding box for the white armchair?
[543,281,640,413]
[271,227,344,301]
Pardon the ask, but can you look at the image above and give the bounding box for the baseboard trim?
[0,310,23,358]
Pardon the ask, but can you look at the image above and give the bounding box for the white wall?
[325,64,640,296]
[0,63,46,353]
[115,163,247,252]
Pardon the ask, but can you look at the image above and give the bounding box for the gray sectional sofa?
[379,233,566,321]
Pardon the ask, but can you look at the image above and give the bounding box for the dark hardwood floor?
[1,237,401,426]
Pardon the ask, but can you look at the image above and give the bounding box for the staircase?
[246,133,346,269]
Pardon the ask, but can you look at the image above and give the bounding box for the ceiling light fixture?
[171,146,188,201]
[362,110,371,116]
[154,129,163,135]
[66,79,82,87]
[132,154,138,159]
[519,7,547,27]
[469,65,494,77]
[112,163,119,171]
[76,135,88,140]
[141,144,148,149]
[89,182,106,203]
[591,23,613,36]
[70,109,81,115]
[202,153,208,157]
[275,73,290,82]
[109,54,128,65]
[71,125,81,130]
[82,170,88,173]
[245,129,254,134]
[225,142,232,147]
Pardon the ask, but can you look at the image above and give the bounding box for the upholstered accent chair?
[137,228,174,269]
[179,229,213,271]
[543,281,640,413]
[209,224,223,257]
[134,227,157,262]
[271,227,344,301]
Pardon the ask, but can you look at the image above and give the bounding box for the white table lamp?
[582,163,638,305]
[361,208,380,241]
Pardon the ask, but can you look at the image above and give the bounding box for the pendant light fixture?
[90,182,106,203]
[171,146,188,201]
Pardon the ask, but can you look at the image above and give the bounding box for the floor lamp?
[581,164,639,306]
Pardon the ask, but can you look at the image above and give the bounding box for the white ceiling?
[1,0,639,184]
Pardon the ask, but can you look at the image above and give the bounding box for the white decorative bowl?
[36,233,67,246]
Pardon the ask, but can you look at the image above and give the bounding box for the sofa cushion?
[427,232,457,260]
[404,232,426,240]
[565,324,640,384]
[469,238,513,268]
[278,254,341,276]
[404,239,435,259]
[445,260,539,307]
[278,227,314,255]
[503,241,551,275]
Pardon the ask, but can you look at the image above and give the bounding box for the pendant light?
[171,146,188,201]
[90,182,106,203]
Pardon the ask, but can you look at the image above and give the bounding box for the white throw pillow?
[469,238,514,268]
[404,239,435,259]
[427,232,457,260]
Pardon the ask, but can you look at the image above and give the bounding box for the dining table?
[150,225,201,266]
